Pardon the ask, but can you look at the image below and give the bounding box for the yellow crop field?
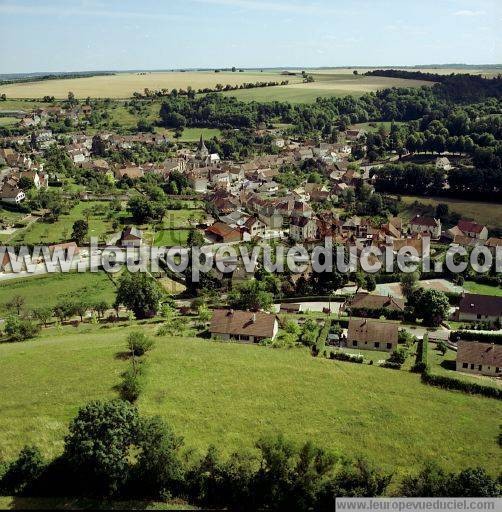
[0,71,303,99]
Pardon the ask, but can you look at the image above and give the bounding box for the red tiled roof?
[457,341,502,367]
[210,309,277,338]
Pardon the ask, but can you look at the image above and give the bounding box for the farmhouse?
[347,318,399,352]
[456,341,502,377]
[209,309,278,342]
[457,293,502,325]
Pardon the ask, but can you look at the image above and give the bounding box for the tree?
[32,306,53,327]
[127,331,155,356]
[400,271,419,300]
[411,288,450,327]
[71,220,88,245]
[115,272,164,319]
[62,400,140,496]
[228,280,273,312]
[130,416,184,498]
[187,229,205,248]
[365,275,376,292]
[0,446,45,496]
[437,340,448,356]
[18,176,34,191]
[6,295,25,315]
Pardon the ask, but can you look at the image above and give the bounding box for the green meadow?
[0,323,500,477]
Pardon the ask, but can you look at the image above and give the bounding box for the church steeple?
[196,133,209,159]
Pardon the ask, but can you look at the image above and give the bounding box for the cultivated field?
[0,70,432,103]
[0,323,500,476]
[0,71,303,99]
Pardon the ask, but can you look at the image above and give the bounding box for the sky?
[0,0,500,73]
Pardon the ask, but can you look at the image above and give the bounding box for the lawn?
[153,229,191,246]
[155,127,222,142]
[0,272,117,316]
[350,121,406,133]
[400,195,502,229]
[0,324,500,477]
[463,281,502,297]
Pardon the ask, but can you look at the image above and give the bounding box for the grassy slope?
[463,281,502,297]
[0,324,500,476]
[400,195,502,229]
[0,272,117,315]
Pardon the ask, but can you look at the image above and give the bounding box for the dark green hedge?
[450,331,502,344]
[421,371,502,400]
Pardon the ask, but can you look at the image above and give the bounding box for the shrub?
[412,335,429,373]
[0,446,45,496]
[329,351,364,364]
[127,331,155,356]
[421,371,502,400]
[119,363,146,402]
[450,331,502,344]
[388,347,407,365]
[380,361,402,370]
[4,317,41,342]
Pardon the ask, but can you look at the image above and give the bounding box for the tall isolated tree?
[115,272,164,319]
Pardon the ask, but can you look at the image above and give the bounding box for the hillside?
[0,323,500,476]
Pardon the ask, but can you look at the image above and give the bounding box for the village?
[0,98,501,385]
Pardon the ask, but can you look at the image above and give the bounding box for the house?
[209,309,278,342]
[205,222,242,243]
[457,293,502,325]
[454,220,489,241]
[456,341,502,377]
[279,303,302,314]
[347,318,398,352]
[243,216,266,240]
[119,226,142,247]
[409,215,441,239]
[435,157,452,171]
[342,293,406,315]
[0,182,25,204]
[345,129,365,141]
[290,216,317,242]
[114,165,144,180]
[48,242,80,259]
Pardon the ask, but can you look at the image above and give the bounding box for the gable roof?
[457,219,486,234]
[210,309,277,338]
[410,215,439,227]
[457,341,502,367]
[348,293,406,312]
[458,293,502,317]
[347,318,398,344]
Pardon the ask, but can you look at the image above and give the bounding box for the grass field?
[463,281,502,296]
[0,324,500,477]
[0,272,117,316]
[350,121,406,132]
[0,117,19,127]
[154,127,222,142]
[8,201,124,245]
[153,229,191,246]
[400,195,502,229]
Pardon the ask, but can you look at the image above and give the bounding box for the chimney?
[252,313,256,323]
[228,309,234,316]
